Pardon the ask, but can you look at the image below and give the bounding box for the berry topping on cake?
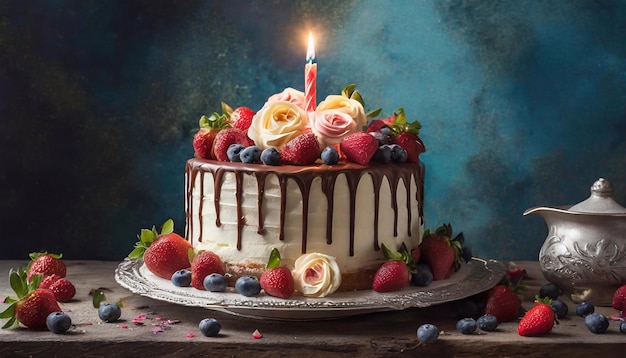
[240,145,262,164]
[194,103,233,159]
[213,128,250,162]
[1,267,62,330]
[260,147,281,165]
[340,131,379,165]
[191,250,225,290]
[128,219,194,280]
[230,106,256,132]
[259,248,295,299]
[235,276,262,297]
[393,131,425,163]
[280,133,320,165]
[27,252,66,282]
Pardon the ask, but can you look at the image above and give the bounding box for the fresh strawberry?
[419,237,455,281]
[372,260,410,292]
[340,131,378,165]
[392,131,425,163]
[48,278,76,303]
[39,274,62,289]
[191,250,225,290]
[27,252,66,282]
[410,247,421,265]
[1,267,62,330]
[612,284,626,310]
[485,285,521,322]
[259,248,294,299]
[280,133,320,165]
[212,127,250,161]
[230,106,256,132]
[194,103,233,159]
[193,128,219,159]
[128,219,193,280]
[518,297,556,336]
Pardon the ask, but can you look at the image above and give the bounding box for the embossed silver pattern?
[114,257,505,320]
[525,178,626,305]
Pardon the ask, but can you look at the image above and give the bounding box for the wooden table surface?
[1,260,624,358]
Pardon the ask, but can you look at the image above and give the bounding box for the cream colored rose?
[316,95,367,130]
[292,253,342,298]
[266,88,306,111]
[248,101,308,150]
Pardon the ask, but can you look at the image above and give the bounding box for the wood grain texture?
[1,260,624,357]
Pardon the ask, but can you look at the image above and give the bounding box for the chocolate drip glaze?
[185,159,425,257]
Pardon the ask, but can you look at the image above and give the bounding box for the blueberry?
[477,314,499,331]
[576,301,595,317]
[539,283,561,300]
[411,263,433,287]
[235,276,261,297]
[199,318,221,337]
[204,273,228,292]
[389,144,407,163]
[456,299,480,319]
[321,146,339,165]
[171,269,192,287]
[98,303,122,322]
[416,323,439,344]
[46,311,72,334]
[620,319,626,334]
[372,146,392,163]
[226,144,245,162]
[370,131,389,145]
[240,145,262,164]
[551,299,568,319]
[380,127,392,139]
[584,313,609,334]
[456,318,477,335]
[260,147,281,166]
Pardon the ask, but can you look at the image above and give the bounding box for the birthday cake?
[185,84,426,294]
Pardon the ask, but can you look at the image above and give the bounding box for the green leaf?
[350,90,365,106]
[28,273,42,291]
[160,219,174,235]
[188,248,195,266]
[221,102,233,116]
[9,270,27,299]
[128,246,146,259]
[0,302,16,319]
[92,289,106,308]
[139,229,155,245]
[381,244,403,261]
[1,315,17,329]
[266,248,281,269]
[366,108,382,118]
[341,83,356,98]
[199,115,210,128]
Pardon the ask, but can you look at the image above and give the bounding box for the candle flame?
[306,32,315,63]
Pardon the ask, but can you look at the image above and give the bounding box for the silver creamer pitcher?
[524,178,626,306]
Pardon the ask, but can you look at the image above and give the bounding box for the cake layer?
[185,158,425,290]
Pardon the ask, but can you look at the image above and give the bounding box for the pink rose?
[310,110,358,147]
[266,88,306,111]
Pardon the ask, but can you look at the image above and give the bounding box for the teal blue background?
[2,0,625,261]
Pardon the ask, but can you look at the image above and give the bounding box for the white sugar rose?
[248,101,308,150]
[313,95,367,146]
[292,253,342,298]
[266,87,306,111]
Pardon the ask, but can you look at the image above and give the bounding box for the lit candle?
[305,32,317,112]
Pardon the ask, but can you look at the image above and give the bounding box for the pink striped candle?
[305,32,317,112]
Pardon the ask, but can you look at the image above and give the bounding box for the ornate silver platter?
[115,257,506,320]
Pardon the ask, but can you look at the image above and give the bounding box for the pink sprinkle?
[252,329,263,339]
[120,325,129,329]
[186,333,195,338]
[167,319,181,325]
[152,327,163,334]
[132,320,144,326]
[155,317,162,321]
[134,314,147,321]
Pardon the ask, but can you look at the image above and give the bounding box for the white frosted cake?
[185,159,424,290]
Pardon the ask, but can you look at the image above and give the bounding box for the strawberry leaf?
[0,302,15,319]
[266,248,281,269]
[160,219,174,235]
[9,269,27,299]
[128,245,146,259]
[381,243,403,261]
[92,289,106,308]
[139,229,155,245]
[187,248,195,265]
